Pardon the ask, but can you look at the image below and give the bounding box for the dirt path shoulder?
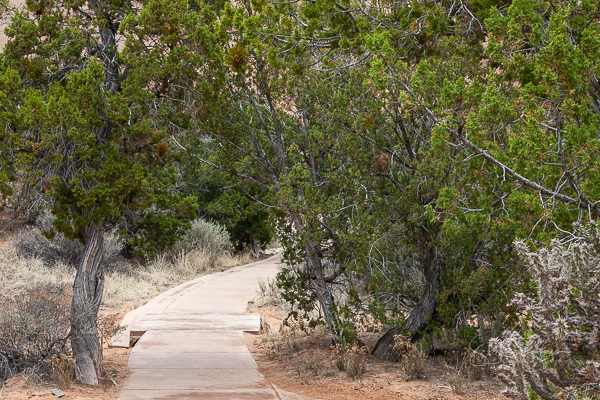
[245,307,509,400]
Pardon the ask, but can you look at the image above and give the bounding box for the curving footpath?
[112,254,319,400]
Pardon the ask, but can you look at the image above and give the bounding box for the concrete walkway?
[112,255,319,400]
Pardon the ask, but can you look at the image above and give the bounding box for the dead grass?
[394,334,427,380]
[103,249,254,309]
[0,243,73,299]
[0,237,254,311]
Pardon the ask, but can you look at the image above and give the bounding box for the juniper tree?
[0,0,225,383]
[207,0,600,358]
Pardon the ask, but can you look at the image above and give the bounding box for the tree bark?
[305,244,339,343]
[371,244,445,361]
[250,238,260,258]
[70,222,105,385]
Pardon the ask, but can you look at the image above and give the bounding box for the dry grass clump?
[0,243,73,299]
[394,334,427,380]
[103,248,253,309]
[333,343,367,378]
[45,353,76,390]
[252,278,293,311]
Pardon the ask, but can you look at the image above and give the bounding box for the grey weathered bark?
[249,238,260,258]
[371,243,445,361]
[305,243,339,343]
[70,222,105,385]
[287,213,339,343]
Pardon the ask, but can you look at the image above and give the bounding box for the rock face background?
[1,1,25,49]
[0,0,25,51]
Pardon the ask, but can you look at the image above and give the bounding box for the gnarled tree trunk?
[305,246,338,343]
[71,222,105,385]
[287,212,340,343]
[371,243,445,361]
[250,238,261,258]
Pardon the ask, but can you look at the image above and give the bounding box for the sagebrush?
[333,343,367,378]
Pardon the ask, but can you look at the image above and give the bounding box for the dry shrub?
[333,344,367,378]
[0,286,71,382]
[45,353,76,390]
[253,278,293,312]
[445,355,468,395]
[491,227,600,400]
[251,275,338,332]
[465,348,490,381]
[443,349,488,395]
[395,334,427,380]
[0,243,73,300]
[448,373,466,395]
[13,212,125,272]
[98,314,125,347]
[14,225,82,266]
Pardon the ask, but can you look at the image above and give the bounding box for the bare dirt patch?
[246,307,509,400]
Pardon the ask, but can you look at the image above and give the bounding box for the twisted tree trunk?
[250,238,261,258]
[305,245,339,343]
[71,222,105,385]
[371,244,445,361]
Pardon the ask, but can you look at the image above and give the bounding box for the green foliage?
[4,0,598,356]
[207,188,273,252]
[0,0,226,246]
[176,149,275,253]
[195,179,273,252]
[124,195,198,260]
[206,0,600,349]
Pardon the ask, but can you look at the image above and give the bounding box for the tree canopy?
[195,0,600,352]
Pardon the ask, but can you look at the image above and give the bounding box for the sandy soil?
[245,306,510,400]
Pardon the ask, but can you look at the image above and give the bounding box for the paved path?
[112,255,319,400]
